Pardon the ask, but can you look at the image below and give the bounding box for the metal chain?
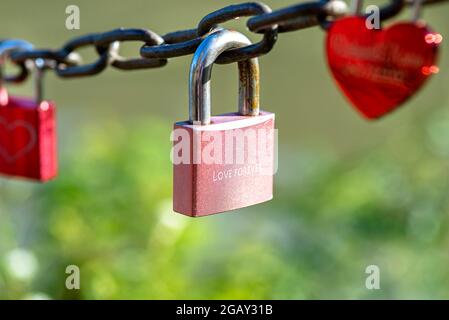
[2,0,447,82]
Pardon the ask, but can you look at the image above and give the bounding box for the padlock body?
[0,95,57,181]
[173,111,275,217]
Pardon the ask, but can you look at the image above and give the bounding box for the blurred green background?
[0,0,449,299]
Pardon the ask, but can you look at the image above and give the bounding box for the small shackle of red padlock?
[189,29,260,125]
[411,0,424,22]
[33,58,47,105]
[0,39,34,104]
[349,0,359,15]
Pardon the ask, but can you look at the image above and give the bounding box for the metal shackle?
[189,29,260,125]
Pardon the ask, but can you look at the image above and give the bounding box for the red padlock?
[172,29,276,217]
[325,0,441,119]
[0,55,57,182]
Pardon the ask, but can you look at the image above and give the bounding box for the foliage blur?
[0,0,448,299]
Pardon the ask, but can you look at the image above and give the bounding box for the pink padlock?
[172,29,276,217]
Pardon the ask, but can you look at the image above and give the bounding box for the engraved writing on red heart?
[0,117,37,163]
[326,17,441,119]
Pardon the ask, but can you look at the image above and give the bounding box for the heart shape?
[0,117,37,163]
[326,17,440,119]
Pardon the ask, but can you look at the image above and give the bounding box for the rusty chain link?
[1,0,447,82]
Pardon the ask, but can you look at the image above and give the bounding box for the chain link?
[140,29,206,59]
[196,2,278,64]
[2,0,447,81]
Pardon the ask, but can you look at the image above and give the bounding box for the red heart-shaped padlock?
[326,16,441,119]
